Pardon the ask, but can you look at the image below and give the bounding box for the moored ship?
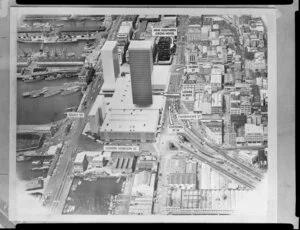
[44,89,62,98]
[18,36,78,44]
[60,86,81,96]
[45,74,63,81]
[23,75,44,83]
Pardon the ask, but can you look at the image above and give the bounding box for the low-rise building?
[186,25,202,43]
[230,102,241,115]
[73,152,89,174]
[210,74,222,92]
[244,123,264,145]
[211,91,223,114]
[88,95,106,134]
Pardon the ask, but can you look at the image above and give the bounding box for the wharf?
[22,81,84,98]
[19,68,81,80]
[17,124,54,134]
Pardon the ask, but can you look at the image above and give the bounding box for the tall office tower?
[128,40,153,106]
[101,41,120,86]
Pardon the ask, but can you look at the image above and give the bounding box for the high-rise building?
[128,40,153,106]
[101,41,120,87]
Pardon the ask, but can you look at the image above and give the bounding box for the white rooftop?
[129,40,153,50]
[102,40,117,51]
[101,82,116,92]
[74,152,86,164]
[100,109,159,133]
[118,25,132,34]
[245,124,264,134]
[100,74,162,134]
[151,65,171,90]
[211,91,223,107]
[210,74,222,84]
[108,74,164,110]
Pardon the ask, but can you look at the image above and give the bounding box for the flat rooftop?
[108,74,164,110]
[128,40,153,50]
[102,40,117,51]
[100,109,159,133]
[151,65,171,88]
[101,82,116,92]
[118,25,131,34]
[100,74,163,134]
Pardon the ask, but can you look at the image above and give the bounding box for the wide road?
[107,15,124,41]
[178,130,260,187]
[189,126,264,179]
[44,74,104,214]
[171,107,264,181]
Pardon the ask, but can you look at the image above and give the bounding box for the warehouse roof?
[100,109,159,133]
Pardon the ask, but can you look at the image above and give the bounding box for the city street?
[44,75,103,214]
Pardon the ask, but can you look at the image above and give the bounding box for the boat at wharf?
[23,75,44,83]
[31,166,50,171]
[32,160,42,165]
[44,89,62,98]
[60,86,81,96]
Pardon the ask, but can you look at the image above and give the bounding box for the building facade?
[101,41,120,87]
[128,41,154,106]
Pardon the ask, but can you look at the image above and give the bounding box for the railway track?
[190,127,264,180]
[178,131,260,185]
[179,144,256,190]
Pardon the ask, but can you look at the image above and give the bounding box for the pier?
[17,124,55,134]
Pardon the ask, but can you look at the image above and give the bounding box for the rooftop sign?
[186,64,199,73]
[168,125,184,133]
[152,27,177,37]
[103,145,140,152]
[177,113,202,120]
[67,112,84,118]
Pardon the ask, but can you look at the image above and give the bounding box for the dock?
[18,68,81,80]
[17,124,56,135]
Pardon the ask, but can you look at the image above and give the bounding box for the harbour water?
[17,157,50,181]
[63,177,125,215]
[17,78,82,125]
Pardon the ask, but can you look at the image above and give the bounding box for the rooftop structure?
[99,75,162,142]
